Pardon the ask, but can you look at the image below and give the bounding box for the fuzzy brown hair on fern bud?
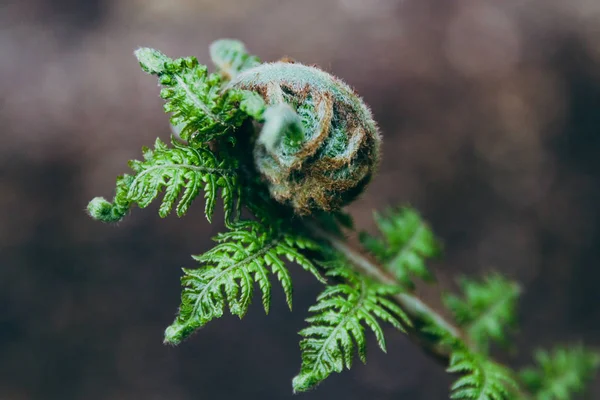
[229,61,381,215]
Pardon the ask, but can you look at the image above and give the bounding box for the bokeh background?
[2,0,600,399]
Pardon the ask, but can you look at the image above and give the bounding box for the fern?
[448,345,520,400]
[210,38,261,79]
[293,259,411,392]
[87,39,600,398]
[444,274,521,353]
[359,207,440,289]
[87,136,239,223]
[520,345,600,400]
[135,47,264,145]
[164,219,325,345]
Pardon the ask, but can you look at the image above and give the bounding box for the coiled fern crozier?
[87,39,599,398]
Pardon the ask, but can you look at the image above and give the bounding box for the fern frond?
[359,207,440,289]
[164,219,325,345]
[520,345,600,400]
[293,259,412,392]
[443,274,521,353]
[210,39,261,80]
[421,319,520,400]
[134,47,265,144]
[448,346,519,400]
[87,137,239,223]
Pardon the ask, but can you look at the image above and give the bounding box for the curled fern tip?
[87,197,124,223]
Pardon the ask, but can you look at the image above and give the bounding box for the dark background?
[2,0,600,399]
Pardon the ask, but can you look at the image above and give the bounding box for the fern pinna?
[293,258,411,392]
[165,218,325,345]
[87,39,599,398]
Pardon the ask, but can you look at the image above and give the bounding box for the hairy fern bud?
[229,62,381,215]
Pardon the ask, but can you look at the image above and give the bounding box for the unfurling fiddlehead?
[230,62,381,214]
[87,39,599,398]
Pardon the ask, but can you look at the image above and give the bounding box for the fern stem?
[308,223,537,398]
[307,223,461,362]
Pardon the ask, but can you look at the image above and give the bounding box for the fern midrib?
[131,163,235,191]
[174,74,228,126]
[387,223,424,271]
[189,237,280,321]
[310,276,368,374]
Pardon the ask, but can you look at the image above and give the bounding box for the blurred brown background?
[1,0,600,399]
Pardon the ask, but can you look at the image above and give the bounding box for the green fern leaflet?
[448,346,519,400]
[444,274,521,353]
[165,219,325,345]
[359,207,440,289]
[87,137,239,223]
[210,38,261,79]
[135,47,263,145]
[293,260,411,392]
[520,345,600,400]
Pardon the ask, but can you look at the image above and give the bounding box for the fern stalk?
[307,222,461,361]
[307,222,537,399]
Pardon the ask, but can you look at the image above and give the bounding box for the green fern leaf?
[164,219,325,345]
[421,319,520,400]
[134,47,264,144]
[443,274,521,353]
[87,136,239,223]
[448,346,519,400]
[210,39,261,80]
[359,207,440,289]
[520,345,600,400]
[293,259,411,392]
